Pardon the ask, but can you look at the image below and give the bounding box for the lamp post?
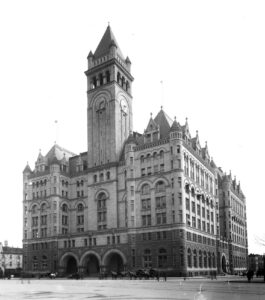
[263,254,265,282]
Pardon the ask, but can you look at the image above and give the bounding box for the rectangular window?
[202,207,205,218]
[155,196,166,209]
[197,204,201,216]
[130,186,134,196]
[141,168,145,177]
[185,198,190,210]
[142,214,151,226]
[156,212,166,225]
[197,219,201,230]
[147,166,152,175]
[192,202,195,213]
[141,198,151,210]
[186,214,190,226]
[192,216,196,227]
[160,164,164,172]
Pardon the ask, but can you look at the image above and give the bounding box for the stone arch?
[59,252,79,275]
[153,177,170,189]
[80,251,101,277]
[90,90,112,109]
[136,179,152,192]
[102,249,127,273]
[94,189,110,200]
[30,202,40,211]
[221,253,227,273]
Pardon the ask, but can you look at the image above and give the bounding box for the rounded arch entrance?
[102,249,127,273]
[60,253,79,275]
[80,251,101,277]
[221,254,227,273]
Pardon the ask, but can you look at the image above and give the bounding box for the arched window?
[106,171,110,180]
[94,175,97,183]
[159,150,164,159]
[187,248,192,268]
[117,72,121,84]
[93,76,97,88]
[106,71,110,83]
[153,152,157,160]
[212,253,216,268]
[146,153,151,162]
[32,182,36,189]
[80,180,84,186]
[155,181,166,193]
[100,173,104,182]
[193,249,197,268]
[62,204,68,212]
[32,205,37,214]
[208,252,212,268]
[204,251,207,268]
[191,187,195,197]
[36,182,39,188]
[62,180,65,186]
[77,203,84,212]
[99,73,103,85]
[199,250,202,268]
[141,184,150,195]
[185,183,190,194]
[140,155,145,163]
[41,203,47,213]
[122,76,125,87]
[158,248,167,268]
[97,192,107,230]
[143,249,152,268]
[126,81,130,92]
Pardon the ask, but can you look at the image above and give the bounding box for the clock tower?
[85,26,133,167]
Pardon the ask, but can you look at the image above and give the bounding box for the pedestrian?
[164,272,167,281]
[156,271,160,281]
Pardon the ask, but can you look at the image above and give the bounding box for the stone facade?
[22,25,248,277]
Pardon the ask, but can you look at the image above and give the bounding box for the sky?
[0,0,264,254]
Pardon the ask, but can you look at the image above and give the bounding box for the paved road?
[0,277,265,300]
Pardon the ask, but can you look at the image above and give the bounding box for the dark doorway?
[222,256,226,273]
[66,256,78,274]
[85,255,100,277]
[106,253,124,273]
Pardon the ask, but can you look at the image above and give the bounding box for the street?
[0,277,265,300]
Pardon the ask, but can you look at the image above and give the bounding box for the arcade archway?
[83,254,100,277]
[222,255,227,273]
[103,250,126,273]
[66,256,78,274]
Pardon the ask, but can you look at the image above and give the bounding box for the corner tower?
[85,25,133,167]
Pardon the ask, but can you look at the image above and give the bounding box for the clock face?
[120,99,128,114]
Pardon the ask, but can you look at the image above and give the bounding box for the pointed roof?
[23,163,32,174]
[94,25,125,59]
[170,117,181,132]
[45,144,76,165]
[145,114,158,133]
[154,108,173,138]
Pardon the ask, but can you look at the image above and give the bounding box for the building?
[22,25,248,277]
[0,241,23,277]
[248,254,264,273]
[217,170,248,274]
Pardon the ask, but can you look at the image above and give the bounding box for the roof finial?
[108,21,110,27]
[174,116,176,121]
[150,112,153,118]
[39,149,41,153]
[160,105,163,110]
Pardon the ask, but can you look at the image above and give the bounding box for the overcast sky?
[0,0,264,254]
